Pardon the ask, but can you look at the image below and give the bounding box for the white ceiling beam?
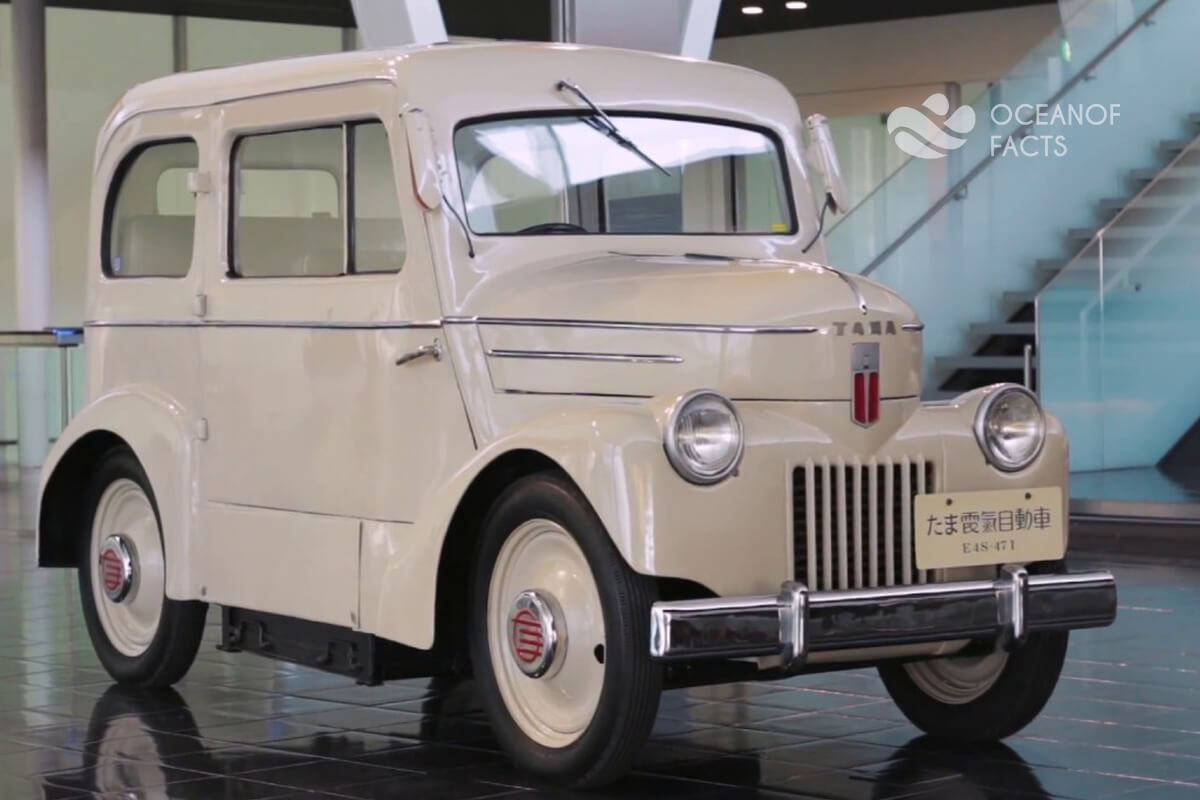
[350,0,447,49]
[567,0,720,59]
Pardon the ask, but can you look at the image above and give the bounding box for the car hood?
[462,252,923,402]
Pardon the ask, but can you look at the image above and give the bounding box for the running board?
[218,607,445,685]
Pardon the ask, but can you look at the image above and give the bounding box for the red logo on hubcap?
[510,608,545,664]
[100,548,124,594]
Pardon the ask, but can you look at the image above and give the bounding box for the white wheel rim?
[487,518,605,749]
[904,649,1009,705]
[90,479,165,657]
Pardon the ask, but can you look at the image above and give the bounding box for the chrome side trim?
[85,317,822,335]
[487,348,683,365]
[447,316,819,334]
[649,569,1117,666]
[84,320,443,330]
[901,323,925,332]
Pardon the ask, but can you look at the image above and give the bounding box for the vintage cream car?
[38,42,1116,787]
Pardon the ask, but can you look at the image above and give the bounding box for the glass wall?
[186,18,342,71]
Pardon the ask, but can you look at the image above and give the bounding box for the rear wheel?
[879,632,1068,742]
[469,473,662,788]
[78,447,208,687]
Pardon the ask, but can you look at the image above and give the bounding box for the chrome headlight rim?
[664,389,745,486]
[973,384,1046,473]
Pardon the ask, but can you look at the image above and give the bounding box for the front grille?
[792,458,936,591]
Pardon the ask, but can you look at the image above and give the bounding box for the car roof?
[98,40,782,137]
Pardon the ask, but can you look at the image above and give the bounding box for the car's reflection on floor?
[34,679,1051,799]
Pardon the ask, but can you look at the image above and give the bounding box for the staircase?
[935,113,1200,399]
[825,0,1200,422]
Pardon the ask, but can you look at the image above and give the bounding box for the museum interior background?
[2,0,1198,522]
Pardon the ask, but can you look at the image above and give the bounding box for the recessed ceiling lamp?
[742,5,764,14]
[785,1,809,8]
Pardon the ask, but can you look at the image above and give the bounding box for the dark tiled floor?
[3,467,1200,799]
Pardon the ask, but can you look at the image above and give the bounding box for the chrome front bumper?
[649,566,1117,669]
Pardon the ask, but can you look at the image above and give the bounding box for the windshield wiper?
[556,80,671,177]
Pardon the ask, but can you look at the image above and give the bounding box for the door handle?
[395,339,443,366]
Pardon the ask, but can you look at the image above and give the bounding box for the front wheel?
[78,446,208,687]
[878,631,1069,743]
[469,473,662,788]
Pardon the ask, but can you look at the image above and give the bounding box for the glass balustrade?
[1038,137,1200,483]
[0,331,85,465]
[826,0,1198,391]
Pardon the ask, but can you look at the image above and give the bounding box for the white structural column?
[350,0,447,49]
[12,0,52,468]
[559,0,720,59]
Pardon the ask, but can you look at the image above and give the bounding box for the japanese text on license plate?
[914,487,1066,570]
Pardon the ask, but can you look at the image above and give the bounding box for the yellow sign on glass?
[914,486,1066,570]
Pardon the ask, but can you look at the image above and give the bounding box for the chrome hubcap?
[98,535,136,603]
[507,590,563,679]
[905,649,1010,705]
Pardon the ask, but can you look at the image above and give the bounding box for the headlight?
[974,385,1046,472]
[664,390,744,485]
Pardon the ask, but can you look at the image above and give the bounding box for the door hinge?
[194,418,209,441]
[192,293,208,318]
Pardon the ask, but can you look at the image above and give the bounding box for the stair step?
[1159,138,1194,154]
[1099,195,1192,214]
[1001,290,1037,307]
[1097,196,1128,215]
[969,321,1036,338]
[1132,165,1200,183]
[1068,227,1100,242]
[935,355,1029,371]
[1036,258,1068,278]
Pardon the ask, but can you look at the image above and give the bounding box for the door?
[195,82,473,626]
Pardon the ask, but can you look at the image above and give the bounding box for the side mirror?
[804,113,849,215]
[404,109,442,211]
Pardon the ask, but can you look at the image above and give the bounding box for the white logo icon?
[887,93,977,160]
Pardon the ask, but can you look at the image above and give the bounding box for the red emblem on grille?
[851,342,881,428]
[510,608,545,664]
[100,548,124,594]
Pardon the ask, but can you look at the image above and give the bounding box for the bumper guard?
[649,566,1117,669]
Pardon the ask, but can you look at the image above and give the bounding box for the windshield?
[453,114,795,236]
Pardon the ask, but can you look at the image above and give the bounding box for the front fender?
[363,396,794,649]
[38,386,201,599]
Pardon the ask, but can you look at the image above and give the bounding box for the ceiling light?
[742,5,764,14]
[785,1,808,8]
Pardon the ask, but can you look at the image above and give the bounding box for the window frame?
[451,110,799,238]
[227,118,405,279]
[102,137,200,279]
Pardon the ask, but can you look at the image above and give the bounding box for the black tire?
[878,631,1069,743]
[77,446,208,687]
[469,472,662,788]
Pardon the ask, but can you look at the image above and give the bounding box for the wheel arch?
[37,387,201,599]
[39,428,128,567]
[432,448,568,668]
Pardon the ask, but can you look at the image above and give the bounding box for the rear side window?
[230,121,406,278]
[104,139,199,278]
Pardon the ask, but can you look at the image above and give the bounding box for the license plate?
[914,487,1065,570]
